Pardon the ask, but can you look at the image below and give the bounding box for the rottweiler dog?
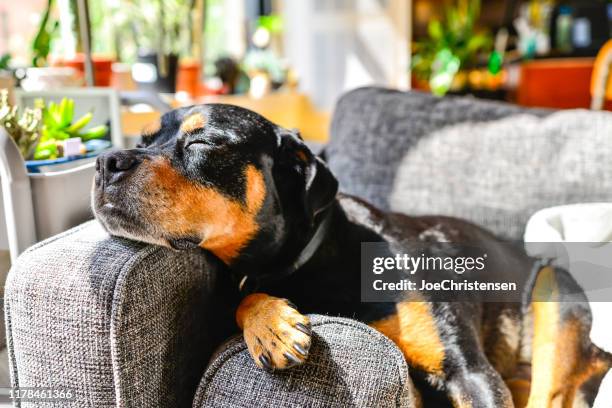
[92,104,611,407]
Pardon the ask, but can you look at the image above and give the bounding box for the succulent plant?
[0,89,43,160]
[35,98,108,160]
[0,90,108,161]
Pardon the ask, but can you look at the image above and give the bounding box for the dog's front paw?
[236,293,312,370]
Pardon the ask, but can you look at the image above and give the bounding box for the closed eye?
[185,139,213,149]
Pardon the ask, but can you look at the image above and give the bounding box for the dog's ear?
[275,128,338,224]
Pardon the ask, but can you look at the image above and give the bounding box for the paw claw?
[293,342,308,356]
[283,351,302,366]
[259,353,273,370]
[295,322,311,336]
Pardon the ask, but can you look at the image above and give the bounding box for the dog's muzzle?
[95,150,140,188]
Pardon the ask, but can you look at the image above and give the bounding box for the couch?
[5,88,612,407]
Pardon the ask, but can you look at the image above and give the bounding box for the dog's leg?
[370,301,514,408]
[576,368,611,407]
[236,293,312,370]
[445,362,515,408]
[481,305,527,407]
[526,266,612,408]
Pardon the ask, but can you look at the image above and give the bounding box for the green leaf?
[428,20,443,41]
[31,0,58,67]
[55,130,71,140]
[34,139,58,160]
[429,48,461,96]
[258,15,283,34]
[48,101,62,127]
[0,54,11,70]
[67,112,93,134]
[79,125,108,140]
[34,146,57,160]
[58,98,66,125]
[467,34,492,54]
[59,98,74,127]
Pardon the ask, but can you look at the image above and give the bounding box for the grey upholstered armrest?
[5,221,221,408]
[193,315,417,408]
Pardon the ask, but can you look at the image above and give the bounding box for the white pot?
[0,129,97,262]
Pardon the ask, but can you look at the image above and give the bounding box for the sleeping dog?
[92,104,611,407]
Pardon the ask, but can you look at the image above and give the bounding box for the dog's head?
[92,104,337,265]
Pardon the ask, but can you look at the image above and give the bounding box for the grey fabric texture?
[327,87,554,239]
[389,110,612,240]
[193,315,416,408]
[5,220,219,408]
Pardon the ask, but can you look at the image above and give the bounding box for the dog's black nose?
[96,150,139,186]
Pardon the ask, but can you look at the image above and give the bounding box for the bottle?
[556,5,573,54]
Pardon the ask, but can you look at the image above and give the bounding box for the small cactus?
[0,89,43,160]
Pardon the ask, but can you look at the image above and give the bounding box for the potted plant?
[0,90,113,258]
[411,0,493,96]
[0,90,111,172]
[31,0,59,68]
[115,0,204,93]
[111,0,203,94]
[29,0,115,87]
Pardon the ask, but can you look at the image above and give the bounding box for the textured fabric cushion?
[327,87,545,212]
[327,87,612,240]
[390,110,612,240]
[5,220,221,408]
[193,315,416,408]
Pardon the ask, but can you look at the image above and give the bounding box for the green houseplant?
[36,98,108,160]
[0,90,108,161]
[412,0,492,95]
[31,0,60,67]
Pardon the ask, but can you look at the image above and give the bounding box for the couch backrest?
[326,87,612,240]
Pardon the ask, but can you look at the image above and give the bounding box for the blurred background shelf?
[518,57,612,109]
[121,92,330,144]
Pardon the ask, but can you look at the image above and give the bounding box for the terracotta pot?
[51,54,115,86]
[177,60,202,96]
[410,75,430,92]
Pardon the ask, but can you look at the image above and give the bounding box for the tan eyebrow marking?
[141,118,162,136]
[180,112,207,133]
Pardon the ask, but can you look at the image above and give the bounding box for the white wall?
[282,0,411,110]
